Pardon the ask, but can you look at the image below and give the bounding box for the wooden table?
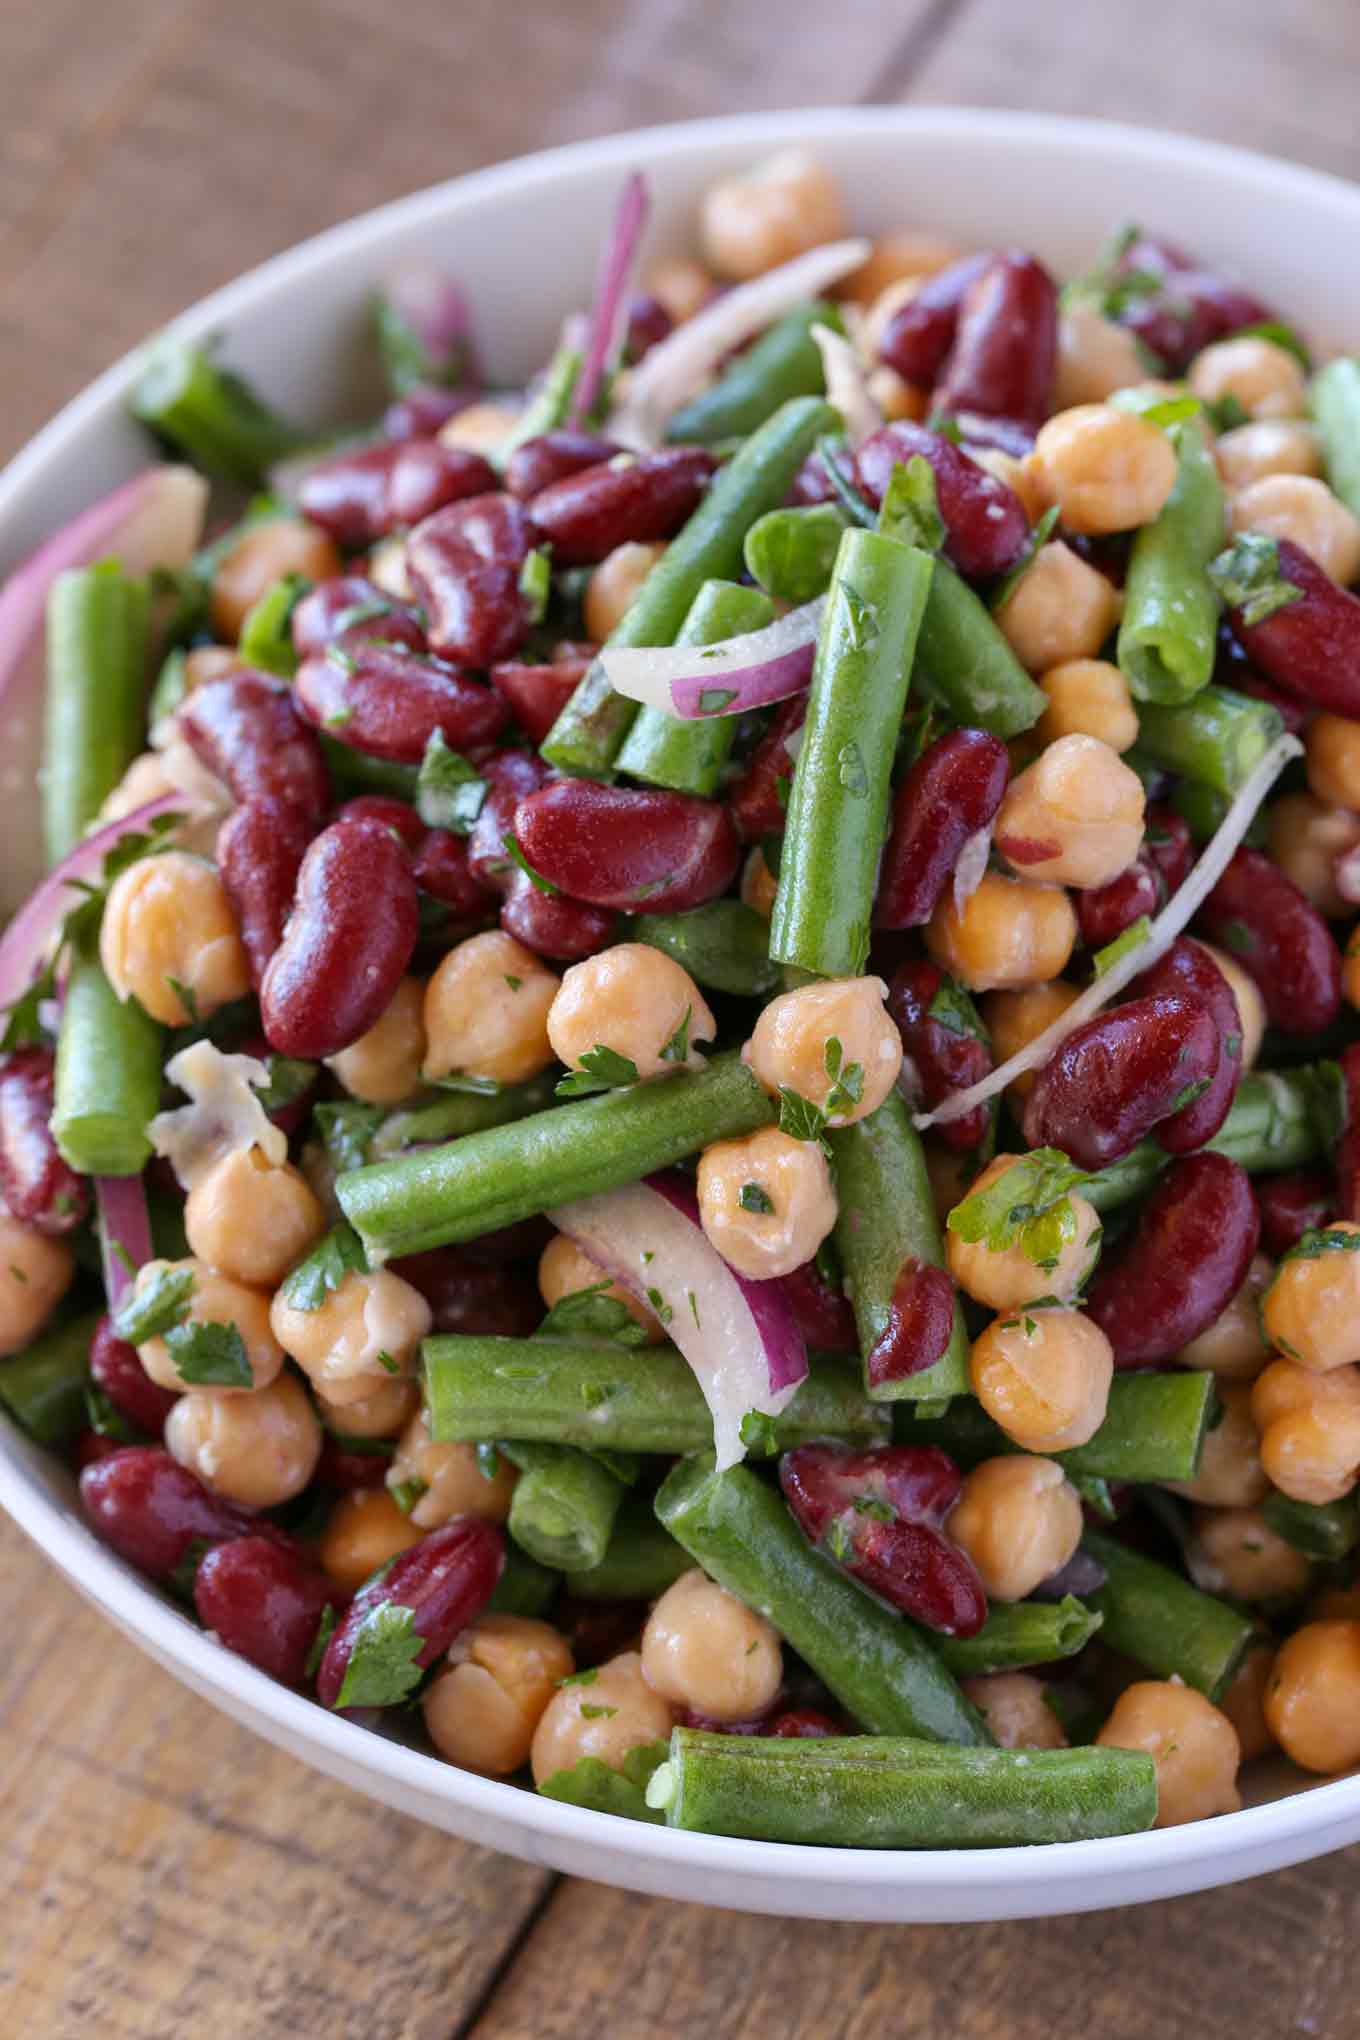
[4,3,1360,2031]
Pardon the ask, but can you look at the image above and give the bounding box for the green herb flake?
[777,1086,829,1148]
[659,1007,692,1065]
[238,571,311,678]
[305,1603,338,1681]
[1281,1228,1360,1264]
[558,1667,600,1688]
[389,1477,429,1516]
[537,1738,670,1824]
[280,1224,368,1312]
[417,730,488,834]
[555,1043,641,1098]
[991,505,1060,613]
[1205,393,1251,434]
[578,1703,618,1721]
[376,1349,399,1375]
[1139,394,1203,430]
[739,1181,775,1215]
[1094,915,1152,978]
[537,1279,651,1348]
[948,1149,1091,1269]
[645,1286,674,1327]
[112,1263,196,1344]
[926,974,986,1041]
[1208,532,1307,629]
[501,830,560,895]
[687,1289,701,1329]
[165,1319,253,1389]
[332,1601,425,1710]
[822,1034,865,1119]
[852,1495,895,1522]
[313,1100,385,1176]
[504,974,523,991]
[738,1409,780,1456]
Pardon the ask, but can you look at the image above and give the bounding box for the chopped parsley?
[777,1086,829,1148]
[877,455,946,553]
[501,831,559,895]
[165,1319,253,1389]
[822,1035,865,1120]
[739,1181,775,1215]
[279,1224,368,1312]
[416,730,487,834]
[738,1409,780,1456]
[645,1286,673,1326]
[948,1149,1091,1271]
[1208,531,1306,628]
[313,1099,385,1175]
[659,1007,692,1065]
[1281,1228,1360,1263]
[991,505,1059,613]
[555,1044,641,1098]
[537,1278,651,1347]
[536,1738,670,1824]
[697,686,739,716]
[332,1601,425,1709]
[112,1263,196,1345]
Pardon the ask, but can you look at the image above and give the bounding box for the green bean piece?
[898,1371,1215,1483]
[318,735,419,802]
[666,302,841,445]
[567,1498,694,1600]
[913,561,1048,739]
[1134,684,1284,795]
[1083,1065,1341,1211]
[656,1455,987,1744]
[369,1075,559,1160]
[649,1728,1155,1847]
[770,530,934,978]
[744,502,847,603]
[627,899,779,999]
[493,343,581,469]
[830,1094,971,1403]
[1117,417,1225,704]
[1262,1490,1360,1562]
[423,1342,889,1456]
[338,1049,773,1260]
[53,936,164,1177]
[615,580,776,795]
[0,1311,100,1446]
[1168,775,1268,847]
[1081,1528,1254,1701]
[934,1595,1102,1678]
[43,565,151,863]
[542,397,838,774]
[501,1440,626,1572]
[486,1541,561,1619]
[131,336,307,484]
[1310,358,1360,520]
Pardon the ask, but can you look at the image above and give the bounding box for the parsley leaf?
[659,1006,692,1065]
[645,1286,673,1326]
[537,1279,651,1347]
[1138,394,1203,430]
[555,1044,641,1098]
[313,1099,386,1175]
[823,1035,864,1120]
[877,455,946,553]
[112,1263,196,1344]
[305,1603,338,1680]
[739,1181,775,1215]
[389,1477,429,1516]
[777,1086,829,1147]
[738,1409,780,1456]
[579,1703,618,1721]
[926,973,987,1041]
[501,831,559,895]
[0,958,57,1053]
[1208,532,1306,628]
[253,1053,318,1114]
[333,1601,426,1709]
[280,1224,368,1312]
[1204,392,1250,434]
[1282,1228,1360,1263]
[536,1738,670,1824]
[164,1318,253,1388]
[852,1494,895,1522]
[947,1149,1091,1270]
[416,730,488,834]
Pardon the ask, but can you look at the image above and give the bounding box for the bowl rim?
[5,100,1360,1904]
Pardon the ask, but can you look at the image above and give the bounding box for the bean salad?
[4,144,1360,1849]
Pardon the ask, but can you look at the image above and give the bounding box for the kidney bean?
[777,1256,858,1355]
[788,450,835,507]
[1144,805,1195,896]
[877,251,993,386]
[625,293,672,363]
[334,793,424,853]
[74,1429,123,1471]
[414,830,497,919]
[504,428,622,501]
[261,817,420,1058]
[865,1257,957,1386]
[1334,1044,1360,1225]
[955,413,1038,459]
[678,1703,782,1737]
[0,1047,88,1235]
[292,575,427,662]
[490,652,591,744]
[875,729,1010,930]
[855,423,1029,581]
[316,1517,504,1708]
[557,1596,646,1669]
[1077,858,1163,952]
[382,385,480,441]
[528,448,716,567]
[80,1446,263,1581]
[1022,994,1220,1169]
[467,749,551,893]
[1129,938,1243,1152]
[779,1443,986,1637]
[391,1247,542,1337]
[1256,1169,1335,1256]
[315,1436,392,1490]
[730,693,808,841]
[194,1535,342,1687]
[1196,845,1342,1034]
[933,252,1058,426]
[513,780,739,914]
[89,1316,178,1437]
[407,494,540,668]
[460,1216,554,1265]
[296,643,508,763]
[1214,628,1311,736]
[216,797,314,990]
[180,671,329,825]
[298,439,497,547]
[1223,537,1360,718]
[1114,234,1275,373]
[1085,1152,1260,1367]
[500,877,618,961]
[886,959,993,1152]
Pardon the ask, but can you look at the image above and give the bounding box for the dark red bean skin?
[467,749,551,894]
[490,654,591,744]
[334,793,426,853]
[461,1216,554,1265]
[216,797,314,990]
[955,413,1037,460]
[770,1708,842,1739]
[624,293,673,363]
[315,1437,392,1490]
[875,729,1010,929]
[382,386,479,441]
[528,449,716,566]
[1334,1044,1360,1225]
[1197,845,1342,1035]
[779,1444,986,1637]
[1114,235,1274,373]
[855,424,1029,581]
[1214,627,1312,736]
[407,495,540,668]
[557,1596,646,1670]
[865,1257,956,1386]
[180,670,329,825]
[777,1257,858,1355]
[298,439,497,547]
[1022,994,1220,1169]
[1145,805,1195,896]
[414,830,497,918]
[1077,857,1163,952]
[292,576,426,662]
[730,694,807,842]
[0,1047,88,1235]
[886,958,993,1153]
[501,878,619,961]
[79,1447,263,1581]
[933,252,1059,426]
[295,644,508,763]
[877,252,993,385]
[504,429,622,501]
[513,780,740,914]
[1085,1152,1260,1368]
[194,1535,342,1687]
[89,1317,178,1437]
[260,817,420,1059]
[1256,1169,1335,1256]
[74,1428,124,1471]
[1224,539,1360,716]
[316,1519,504,1708]
[1130,938,1243,1153]
[391,1248,542,1337]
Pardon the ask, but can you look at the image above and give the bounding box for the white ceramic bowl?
[4,107,1360,1923]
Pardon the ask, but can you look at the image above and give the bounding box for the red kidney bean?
[74,1429,123,1471]
[875,728,1010,929]
[854,423,1029,581]
[933,252,1059,426]
[216,797,314,990]
[295,643,508,763]
[89,1316,178,1437]
[261,817,420,1058]
[1334,1043,1360,1225]
[194,1534,342,1687]
[504,429,622,501]
[292,575,427,662]
[788,450,835,507]
[414,830,497,919]
[955,413,1038,459]
[886,958,994,1153]
[513,780,739,913]
[770,1707,842,1739]
[1196,845,1342,1034]
[467,749,551,893]
[1214,627,1312,736]
[1145,805,1195,896]
[79,1446,263,1581]
[528,448,716,566]
[678,1703,784,1737]
[1022,994,1220,1169]
[382,385,480,441]
[865,1257,956,1386]
[1129,938,1243,1153]
[490,652,591,744]
[779,1443,985,1637]
[407,494,540,668]
[730,693,807,842]
[334,793,425,853]
[316,1518,504,1708]
[1085,1152,1260,1367]
[460,1216,554,1265]
[877,251,993,386]
[777,1257,857,1355]
[1077,857,1163,951]
[298,439,497,547]
[1223,537,1360,717]
[624,293,673,363]
[180,670,329,825]
[0,1047,88,1235]
[391,1248,542,1337]
[557,1596,646,1669]
[1114,234,1275,374]
[500,877,618,961]
[1256,1169,1335,1256]
[315,1436,392,1490]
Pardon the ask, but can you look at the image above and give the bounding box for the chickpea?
[1252,1355,1360,1433]
[437,400,523,455]
[1096,1681,1241,1826]
[995,542,1121,673]
[1164,1382,1268,1508]
[271,1266,431,1406]
[743,977,901,1126]
[423,932,558,1086]
[646,257,716,325]
[970,1306,1113,1454]
[135,1259,283,1395]
[699,149,845,281]
[1306,712,1360,813]
[165,1371,320,1509]
[1031,404,1178,536]
[1231,474,1360,587]
[539,1232,665,1342]
[1218,1643,1277,1762]
[926,872,1077,994]
[1189,336,1309,423]
[327,977,427,1105]
[1251,1360,1360,1505]
[640,1569,782,1721]
[1348,927,1360,1014]
[1263,1620,1360,1773]
[1036,659,1139,754]
[1192,939,1266,1070]
[1261,1224,1360,1371]
[1216,418,1323,492]
[843,232,963,306]
[1176,1253,1273,1378]
[972,448,1048,524]
[740,846,778,918]
[183,1147,327,1289]
[317,1486,423,1594]
[367,535,414,600]
[948,1456,1082,1602]
[531,1650,675,1786]
[100,851,251,1027]
[388,1409,518,1532]
[315,1376,419,1440]
[995,735,1146,890]
[1053,301,1149,409]
[980,982,1082,1102]
[210,517,341,642]
[960,1672,1067,1750]
[584,541,666,640]
[424,1614,574,1774]
[945,1155,1101,1314]
[1188,1505,1311,1603]
[547,943,714,1083]
[0,1214,75,1358]
[697,1125,837,1281]
[866,365,927,423]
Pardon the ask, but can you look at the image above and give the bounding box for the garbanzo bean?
[1265,791,1360,918]
[699,148,845,280]
[135,1258,283,1395]
[1251,1359,1360,1505]
[530,1650,675,1786]
[1192,940,1267,1069]
[1096,1681,1241,1826]
[743,977,901,1126]
[947,1456,1082,1602]
[1035,659,1140,753]
[1164,1382,1268,1508]
[210,517,342,641]
[423,932,558,1086]
[423,1614,574,1774]
[1230,474,1360,586]
[740,846,778,918]
[640,1569,782,1722]
[995,734,1146,889]
[843,232,963,305]
[1218,1643,1277,1762]
[387,1409,518,1532]
[164,1371,320,1509]
[183,1147,327,1289]
[315,1376,419,1440]
[0,1214,74,1358]
[946,1155,1101,1312]
[1189,1504,1311,1603]
[1052,301,1149,409]
[317,1485,424,1594]
[866,365,927,423]
[327,977,427,1105]
[547,943,714,1082]
[1261,1224,1360,1371]
[539,1232,666,1341]
[971,1306,1113,1454]
[960,1672,1067,1750]
[696,1124,838,1280]
[1031,404,1178,535]
[995,541,1121,672]
[980,982,1083,1101]
[1215,418,1323,492]
[100,851,251,1027]
[1306,713,1360,812]
[1189,336,1309,422]
[1263,1620,1360,1772]
[646,257,716,325]
[926,872,1078,993]
[1176,1254,1274,1378]
[584,541,666,640]
[270,1266,431,1406]
[438,402,524,456]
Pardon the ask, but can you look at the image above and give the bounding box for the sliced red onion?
[952,826,992,915]
[812,320,882,446]
[549,1171,808,1470]
[381,265,477,384]
[570,172,649,429]
[599,597,822,718]
[0,467,208,917]
[95,1172,154,1311]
